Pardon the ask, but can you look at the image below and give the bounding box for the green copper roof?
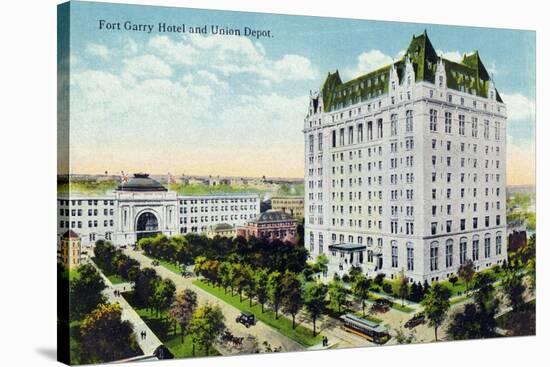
[320,31,502,112]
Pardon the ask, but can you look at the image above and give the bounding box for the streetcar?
[340,313,391,344]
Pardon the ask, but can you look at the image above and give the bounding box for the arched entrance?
[136,211,159,241]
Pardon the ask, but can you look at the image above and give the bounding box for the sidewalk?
[90,261,163,356]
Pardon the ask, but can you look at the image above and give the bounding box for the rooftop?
[250,210,296,224]
[62,230,80,239]
[117,173,167,192]
[319,31,502,112]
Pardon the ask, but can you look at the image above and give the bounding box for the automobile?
[235,311,256,328]
[371,298,392,313]
[404,313,426,329]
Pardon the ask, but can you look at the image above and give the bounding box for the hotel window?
[484,120,490,139]
[496,234,502,255]
[429,109,438,131]
[446,220,452,233]
[348,126,354,144]
[339,128,344,146]
[460,219,466,231]
[407,245,414,271]
[308,134,314,153]
[318,132,323,151]
[495,121,501,141]
[391,241,398,268]
[446,239,453,268]
[431,222,437,235]
[444,112,452,133]
[496,215,501,226]
[332,130,336,147]
[472,237,480,261]
[459,114,465,135]
[485,216,490,227]
[430,242,439,271]
[484,236,491,258]
[460,238,467,265]
[406,110,413,132]
[473,217,478,229]
[390,114,398,136]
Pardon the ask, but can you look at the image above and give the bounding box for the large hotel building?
[304,32,507,283]
[57,173,260,248]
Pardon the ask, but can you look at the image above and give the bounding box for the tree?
[421,282,451,341]
[502,270,526,311]
[328,278,348,313]
[169,289,198,343]
[409,282,424,303]
[193,256,208,279]
[374,273,386,287]
[242,264,256,306]
[189,303,226,356]
[218,261,232,294]
[150,278,176,318]
[255,268,270,313]
[447,303,482,340]
[458,260,475,293]
[449,276,459,288]
[230,263,247,302]
[304,282,328,336]
[394,270,409,306]
[80,303,139,363]
[268,271,284,319]
[394,327,416,344]
[70,264,106,319]
[352,274,371,316]
[281,271,304,329]
[134,267,160,308]
[314,254,329,277]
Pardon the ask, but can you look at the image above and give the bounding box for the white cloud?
[122,54,172,79]
[500,93,535,121]
[196,70,228,89]
[124,38,139,56]
[436,49,463,63]
[146,34,317,83]
[343,50,399,80]
[148,35,198,65]
[86,43,111,60]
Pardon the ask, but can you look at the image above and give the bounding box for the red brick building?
[237,210,298,244]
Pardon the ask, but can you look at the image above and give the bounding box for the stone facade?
[304,32,507,283]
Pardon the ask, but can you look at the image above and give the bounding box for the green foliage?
[58,180,119,194]
[193,280,321,346]
[70,264,106,319]
[502,270,526,311]
[169,289,198,343]
[304,282,328,336]
[281,271,304,328]
[79,303,140,363]
[268,271,284,318]
[150,278,176,317]
[255,268,270,312]
[421,282,452,341]
[351,274,371,316]
[188,303,226,356]
[328,278,348,313]
[169,182,262,196]
[458,259,475,292]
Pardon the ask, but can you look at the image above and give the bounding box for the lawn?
[107,274,126,285]
[353,312,383,324]
[123,292,219,358]
[143,254,183,275]
[193,280,322,347]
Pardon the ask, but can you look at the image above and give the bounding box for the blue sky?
[65,1,536,184]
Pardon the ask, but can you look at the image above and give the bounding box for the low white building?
[57,173,260,248]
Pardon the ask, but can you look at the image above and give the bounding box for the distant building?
[206,223,236,239]
[58,230,82,269]
[237,210,298,244]
[507,221,528,252]
[271,196,304,220]
[58,173,260,248]
[260,198,272,213]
